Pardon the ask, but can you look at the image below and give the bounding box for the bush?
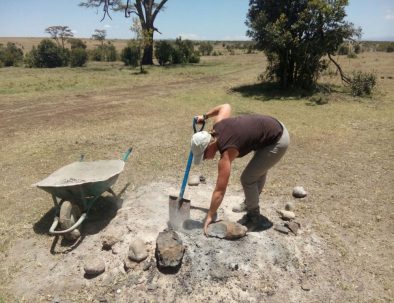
[337,44,349,55]
[350,71,377,96]
[26,39,69,68]
[347,52,357,59]
[155,41,173,66]
[387,43,394,53]
[0,42,24,67]
[171,38,200,64]
[198,42,213,56]
[89,43,117,62]
[68,38,87,50]
[188,53,200,63]
[121,44,140,67]
[70,48,88,67]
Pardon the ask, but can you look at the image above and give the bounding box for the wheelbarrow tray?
[33,160,125,202]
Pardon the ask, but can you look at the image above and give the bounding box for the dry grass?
[0,50,393,301]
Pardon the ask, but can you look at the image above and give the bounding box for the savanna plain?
[0,41,393,302]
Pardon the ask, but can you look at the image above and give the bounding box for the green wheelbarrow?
[33,148,132,240]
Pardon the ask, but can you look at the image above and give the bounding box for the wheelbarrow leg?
[107,187,117,197]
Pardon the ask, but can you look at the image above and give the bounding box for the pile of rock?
[274,186,307,235]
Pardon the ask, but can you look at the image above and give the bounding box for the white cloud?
[179,33,201,40]
[104,24,112,28]
[385,14,394,20]
[222,35,250,41]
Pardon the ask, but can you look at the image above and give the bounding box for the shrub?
[350,71,377,96]
[0,42,24,67]
[89,43,117,62]
[26,39,69,68]
[154,41,173,65]
[121,44,140,67]
[171,48,187,64]
[387,43,394,53]
[188,53,200,63]
[70,48,88,67]
[68,38,87,50]
[198,42,213,56]
[337,44,349,55]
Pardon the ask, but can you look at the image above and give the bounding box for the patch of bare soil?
[4,180,361,303]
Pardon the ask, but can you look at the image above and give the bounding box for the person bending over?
[190,104,290,234]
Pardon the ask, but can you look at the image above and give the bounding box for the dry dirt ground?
[0,52,393,303]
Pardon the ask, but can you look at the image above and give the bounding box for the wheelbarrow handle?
[122,147,133,161]
[193,116,205,133]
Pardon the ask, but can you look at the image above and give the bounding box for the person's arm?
[197,104,231,125]
[204,148,239,235]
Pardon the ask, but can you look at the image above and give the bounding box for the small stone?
[301,281,312,291]
[84,257,105,276]
[285,202,295,211]
[156,230,185,269]
[143,258,153,271]
[206,221,247,240]
[116,289,121,294]
[199,175,206,183]
[124,257,138,271]
[188,175,200,186]
[277,209,296,220]
[128,238,148,262]
[293,186,307,198]
[229,263,239,271]
[102,232,121,250]
[274,224,289,234]
[285,221,300,235]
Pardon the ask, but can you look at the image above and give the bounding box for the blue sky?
[1,0,393,41]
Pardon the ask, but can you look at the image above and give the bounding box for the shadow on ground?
[230,82,315,101]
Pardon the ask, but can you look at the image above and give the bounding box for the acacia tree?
[80,0,168,65]
[45,26,74,49]
[246,0,360,89]
[92,29,107,46]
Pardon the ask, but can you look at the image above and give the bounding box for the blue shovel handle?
[178,117,206,200]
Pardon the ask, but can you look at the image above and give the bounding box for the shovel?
[169,117,205,229]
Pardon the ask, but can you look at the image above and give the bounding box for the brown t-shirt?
[213,115,283,157]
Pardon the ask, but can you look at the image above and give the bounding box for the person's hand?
[203,211,217,236]
[195,115,205,124]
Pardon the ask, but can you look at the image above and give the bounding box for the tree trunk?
[142,43,153,65]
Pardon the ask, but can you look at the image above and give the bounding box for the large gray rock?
[206,220,247,240]
[128,238,148,262]
[155,230,185,268]
[84,257,105,276]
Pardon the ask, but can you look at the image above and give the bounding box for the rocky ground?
[3,180,354,303]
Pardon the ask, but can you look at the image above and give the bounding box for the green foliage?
[121,44,140,67]
[154,40,173,65]
[172,37,200,64]
[354,44,361,54]
[68,38,87,50]
[0,42,24,67]
[350,71,376,96]
[386,43,394,53]
[25,39,69,68]
[198,42,213,56]
[246,0,359,89]
[337,44,350,55]
[89,42,117,62]
[70,48,88,67]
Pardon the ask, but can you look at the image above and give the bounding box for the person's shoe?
[232,201,247,213]
[238,212,273,232]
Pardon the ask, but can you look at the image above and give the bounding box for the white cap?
[191,131,212,165]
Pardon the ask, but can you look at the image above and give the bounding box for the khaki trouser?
[240,123,289,214]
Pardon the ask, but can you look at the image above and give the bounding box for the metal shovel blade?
[168,195,190,230]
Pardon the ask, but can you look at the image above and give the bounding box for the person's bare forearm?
[203,104,231,123]
[208,190,225,216]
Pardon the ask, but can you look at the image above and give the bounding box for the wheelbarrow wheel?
[59,201,81,241]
